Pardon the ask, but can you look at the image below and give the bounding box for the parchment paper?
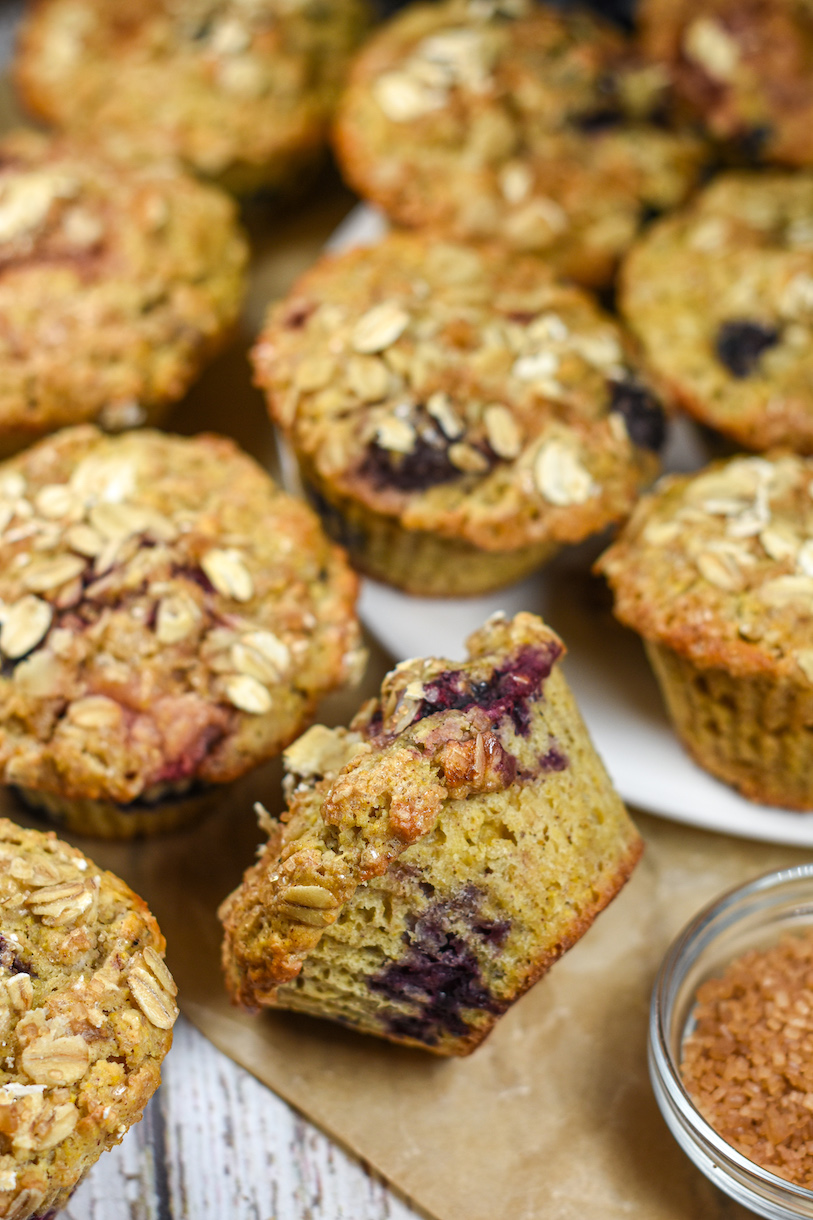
[0,80,808,1214]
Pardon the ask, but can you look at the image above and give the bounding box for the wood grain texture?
[62,1018,420,1220]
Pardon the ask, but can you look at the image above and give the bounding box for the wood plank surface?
[63,1017,420,1220]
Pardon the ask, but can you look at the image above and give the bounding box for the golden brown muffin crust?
[0,129,247,454]
[334,0,708,286]
[0,426,363,808]
[0,819,176,1220]
[15,0,371,194]
[596,454,813,682]
[620,172,813,454]
[254,233,664,558]
[638,0,813,167]
[220,612,642,1054]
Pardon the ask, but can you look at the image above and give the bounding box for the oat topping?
[254,233,663,557]
[336,0,708,286]
[15,0,371,193]
[0,427,361,805]
[598,454,813,679]
[621,173,813,453]
[0,819,175,1217]
[0,128,251,452]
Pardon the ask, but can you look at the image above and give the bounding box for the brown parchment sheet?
[0,76,810,1219]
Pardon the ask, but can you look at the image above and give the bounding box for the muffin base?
[15,783,221,839]
[645,642,813,811]
[305,478,559,597]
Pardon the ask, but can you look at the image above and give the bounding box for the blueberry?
[359,435,461,492]
[608,379,666,451]
[715,320,780,378]
[571,107,625,132]
[369,886,508,1044]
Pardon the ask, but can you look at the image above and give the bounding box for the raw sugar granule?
[681,929,813,1187]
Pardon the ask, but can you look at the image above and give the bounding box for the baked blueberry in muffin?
[220,612,642,1054]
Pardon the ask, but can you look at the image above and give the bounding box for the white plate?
[327,205,813,846]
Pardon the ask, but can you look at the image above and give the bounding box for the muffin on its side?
[638,0,813,167]
[253,232,665,596]
[0,426,363,837]
[0,818,177,1220]
[333,0,709,287]
[15,0,371,196]
[596,454,813,810]
[620,172,813,454]
[220,612,642,1055]
[0,129,247,457]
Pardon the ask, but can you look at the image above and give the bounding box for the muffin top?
[333,0,708,286]
[0,426,363,805]
[15,0,371,193]
[253,233,665,555]
[0,129,247,455]
[220,611,576,1005]
[620,172,813,453]
[0,818,176,1220]
[638,0,813,167]
[596,453,813,682]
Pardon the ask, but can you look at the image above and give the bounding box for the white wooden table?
[64,1016,417,1220]
[0,4,419,1216]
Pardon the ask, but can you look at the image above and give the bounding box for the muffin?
[0,128,247,457]
[15,0,371,196]
[596,453,813,810]
[333,0,709,287]
[638,0,813,167]
[0,818,177,1219]
[0,425,363,838]
[220,612,642,1055]
[253,232,665,596]
[620,172,813,454]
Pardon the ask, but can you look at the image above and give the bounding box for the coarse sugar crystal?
[681,929,813,1188]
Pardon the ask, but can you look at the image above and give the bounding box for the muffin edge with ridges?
[596,452,813,810]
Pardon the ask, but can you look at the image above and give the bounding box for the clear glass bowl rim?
[649,862,813,1218]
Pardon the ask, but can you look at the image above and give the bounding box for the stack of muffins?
[4,0,813,1202]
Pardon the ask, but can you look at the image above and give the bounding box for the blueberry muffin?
[333,0,709,287]
[220,612,642,1055]
[620,172,813,454]
[0,426,364,838]
[253,232,665,596]
[15,0,371,196]
[0,129,247,457]
[638,0,813,167]
[0,818,177,1219]
[596,453,813,810]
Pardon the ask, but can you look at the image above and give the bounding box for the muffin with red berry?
[0,426,363,837]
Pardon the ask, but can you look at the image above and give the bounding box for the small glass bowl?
[649,863,813,1220]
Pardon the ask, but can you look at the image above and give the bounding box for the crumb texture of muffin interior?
[333,0,708,285]
[620,172,813,453]
[0,818,177,1220]
[14,0,371,193]
[255,232,664,593]
[597,454,813,809]
[0,128,248,456]
[0,426,363,820]
[220,611,642,1055]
